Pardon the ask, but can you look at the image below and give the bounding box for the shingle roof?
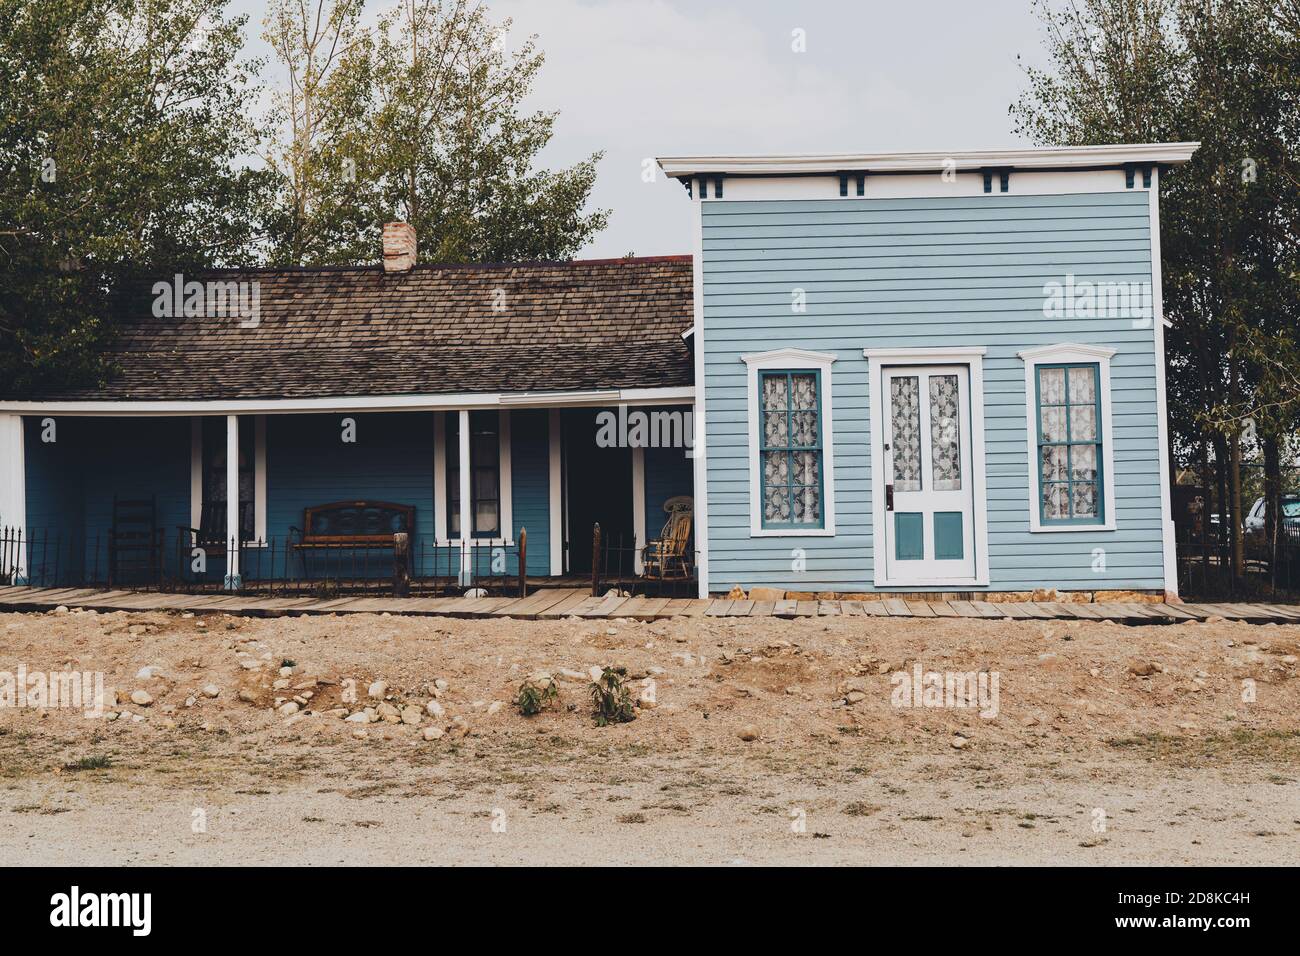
[14,256,694,401]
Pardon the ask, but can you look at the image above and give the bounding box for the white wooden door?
[880,365,976,584]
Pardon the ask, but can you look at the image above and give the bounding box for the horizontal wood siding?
[511,409,551,576]
[645,444,694,554]
[702,190,1165,592]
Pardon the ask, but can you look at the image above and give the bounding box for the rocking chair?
[642,496,693,580]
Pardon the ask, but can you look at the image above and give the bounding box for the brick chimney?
[382,221,417,273]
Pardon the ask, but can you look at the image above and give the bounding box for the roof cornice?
[657,143,1199,179]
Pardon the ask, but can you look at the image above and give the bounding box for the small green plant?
[281,658,297,668]
[590,667,636,726]
[63,755,112,772]
[515,677,559,716]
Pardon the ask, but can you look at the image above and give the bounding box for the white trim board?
[0,386,694,417]
[690,191,710,597]
[1016,343,1118,534]
[742,347,837,538]
[548,409,563,575]
[632,446,646,574]
[1148,168,1179,597]
[865,347,990,588]
[0,414,26,580]
[658,142,1200,178]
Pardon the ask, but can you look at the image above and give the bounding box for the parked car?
[1244,494,1300,533]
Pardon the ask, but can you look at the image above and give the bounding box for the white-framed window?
[434,409,513,545]
[741,348,836,536]
[1017,343,1117,533]
[190,415,266,545]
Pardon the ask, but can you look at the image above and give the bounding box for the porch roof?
[8,256,694,403]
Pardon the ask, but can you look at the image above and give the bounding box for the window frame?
[741,348,836,537]
[1018,343,1117,533]
[435,409,513,545]
[191,415,266,547]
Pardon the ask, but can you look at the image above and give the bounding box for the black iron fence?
[589,522,699,599]
[1177,524,1300,602]
[0,525,531,598]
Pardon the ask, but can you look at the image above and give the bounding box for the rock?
[184,696,196,708]
[1281,655,1298,665]
[1128,662,1159,677]
[202,684,220,698]
[725,584,746,599]
[434,678,449,692]
[557,668,587,682]
[845,690,866,704]
[129,689,153,707]
[136,666,157,680]
[54,605,70,614]
[376,701,400,719]
[746,586,785,602]
[279,701,299,716]
[486,701,503,716]
[422,725,445,741]
[400,705,423,726]
[464,587,488,598]
[351,728,368,740]
[367,680,388,699]
[272,678,290,690]
[278,665,293,678]
[426,699,445,717]
[588,665,604,682]
[737,724,759,742]
[951,736,969,750]
[637,678,657,709]
[237,689,256,703]
[344,712,369,723]
[239,659,262,670]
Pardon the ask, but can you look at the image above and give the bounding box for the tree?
[1012,0,1300,584]
[0,0,269,392]
[262,0,609,266]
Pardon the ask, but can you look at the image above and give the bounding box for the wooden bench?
[289,501,415,550]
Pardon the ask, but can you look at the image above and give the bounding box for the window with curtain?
[447,411,500,536]
[1036,363,1103,523]
[201,417,254,542]
[759,370,823,528]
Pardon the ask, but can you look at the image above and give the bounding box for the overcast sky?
[232,0,1052,259]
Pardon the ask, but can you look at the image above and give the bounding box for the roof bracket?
[981,167,1010,194]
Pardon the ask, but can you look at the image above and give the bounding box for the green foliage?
[515,676,559,717]
[589,667,635,727]
[1012,0,1300,458]
[63,755,112,771]
[260,0,609,266]
[0,0,271,392]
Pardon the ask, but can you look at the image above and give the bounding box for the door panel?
[881,365,976,583]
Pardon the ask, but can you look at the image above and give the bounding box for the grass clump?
[515,677,559,717]
[590,667,636,727]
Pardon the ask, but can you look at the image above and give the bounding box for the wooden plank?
[841,600,865,616]
[1147,602,1198,620]
[948,600,981,618]
[968,601,1007,619]
[1254,603,1300,622]
[882,598,911,617]
[1009,602,1053,619]
[726,600,756,616]
[991,602,1036,619]
[628,597,672,620]
[750,601,776,617]
[816,601,841,616]
[794,600,818,616]
[773,599,799,618]
[858,599,889,616]
[577,594,634,618]
[705,599,733,616]
[510,588,586,620]
[927,601,960,617]
[679,599,712,617]
[904,600,936,617]
[536,590,597,619]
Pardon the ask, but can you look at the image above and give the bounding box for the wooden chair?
[109,494,164,587]
[642,496,693,580]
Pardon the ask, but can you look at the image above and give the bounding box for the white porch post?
[458,408,471,585]
[548,409,562,575]
[0,414,27,583]
[225,414,240,588]
[632,444,646,575]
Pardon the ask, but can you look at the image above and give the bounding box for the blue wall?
[701,188,1166,593]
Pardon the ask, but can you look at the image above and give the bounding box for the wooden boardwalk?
[0,585,1298,625]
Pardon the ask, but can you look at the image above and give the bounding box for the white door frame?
[865,347,990,588]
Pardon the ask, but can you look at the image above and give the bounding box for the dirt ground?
[1,606,1298,866]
